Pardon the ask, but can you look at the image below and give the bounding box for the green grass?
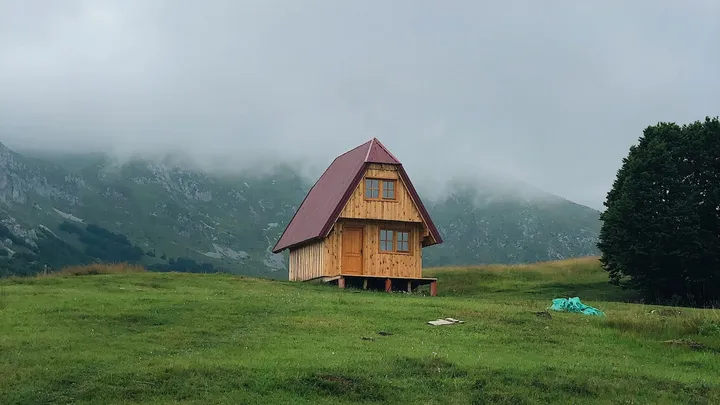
[424,256,639,302]
[1,258,719,404]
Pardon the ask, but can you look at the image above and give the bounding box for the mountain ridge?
[0,142,601,277]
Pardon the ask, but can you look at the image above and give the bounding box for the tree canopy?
[598,117,720,307]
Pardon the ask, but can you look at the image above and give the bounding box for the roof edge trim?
[319,162,370,238]
[271,156,339,253]
[396,165,443,246]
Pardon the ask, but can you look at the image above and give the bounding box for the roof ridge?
[335,139,372,161]
[364,138,374,162]
[272,137,441,254]
[370,138,401,164]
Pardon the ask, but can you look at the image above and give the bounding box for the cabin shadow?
[324,274,436,295]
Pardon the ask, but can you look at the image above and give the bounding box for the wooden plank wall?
[332,219,423,278]
[323,224,341,277]
[363,221,422,278]
[288,241,325,281]
[339,164,424,223]
[308,162,432,280]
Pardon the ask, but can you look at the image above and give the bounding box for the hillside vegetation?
[2,258,719,404]
[424,256,637,302]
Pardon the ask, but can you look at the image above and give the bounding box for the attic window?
[382,180,395,200]
[379,229,411,254]
[365,178,396,200]
[365,179,380,199]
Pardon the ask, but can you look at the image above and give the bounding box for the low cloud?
[1,0,718,209]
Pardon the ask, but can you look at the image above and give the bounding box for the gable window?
[379,229,411,254]
[382,180,395,200]
[365,178,396,200]
[365,179,380,199]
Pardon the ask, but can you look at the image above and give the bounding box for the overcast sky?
[1,1,718,209]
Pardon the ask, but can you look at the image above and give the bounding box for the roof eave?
[272,236,324,254]
[270,156,341,254]
[395,165,443,245]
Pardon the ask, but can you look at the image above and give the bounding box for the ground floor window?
[379,229,411,253]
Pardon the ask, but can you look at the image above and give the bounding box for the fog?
[1,1,718,209]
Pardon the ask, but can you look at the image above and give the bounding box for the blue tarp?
[548,297,605,316]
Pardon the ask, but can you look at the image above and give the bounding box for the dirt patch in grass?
[113,313,168,327]
[662,339,719,353]
[392,355,468,378]
[470,368,602,405]
[49,263,147,277]
[131,281,169,289]
[292,372,389,402]
[469,367,720,405]
[91,365,253,402]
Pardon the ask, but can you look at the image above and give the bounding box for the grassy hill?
[1,258,719,404]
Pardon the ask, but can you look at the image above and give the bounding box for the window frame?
[381,179,396,200]
[364,178,397,201]
[378,228,412,255]
[396,230,410,253]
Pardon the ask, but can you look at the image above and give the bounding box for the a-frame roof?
[272,138,442,253]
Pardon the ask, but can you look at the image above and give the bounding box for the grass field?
[1,258,719,404]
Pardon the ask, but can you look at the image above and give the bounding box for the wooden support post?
[385,278,392,293]
[407,280,412,293]
[363,279,368,290]
[430,281,437,297]
[338,277,346,289]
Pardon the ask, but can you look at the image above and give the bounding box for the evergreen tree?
[598,117,720,306]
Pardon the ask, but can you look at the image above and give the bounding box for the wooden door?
[341,227,363,275]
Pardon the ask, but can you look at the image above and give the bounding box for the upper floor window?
[365,178,396,200]
[365,179,380,199]
[382,180,395,200]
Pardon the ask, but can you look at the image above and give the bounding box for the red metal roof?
[272,138,442,253]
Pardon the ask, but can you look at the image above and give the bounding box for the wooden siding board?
[288,241,325,281]
[339,164,425,224]
[324,224,341,277]
[338,219,422,279]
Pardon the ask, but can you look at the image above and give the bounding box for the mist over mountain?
[3,0,717,231]
[0,142,600,277]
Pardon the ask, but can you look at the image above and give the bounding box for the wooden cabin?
[272,138,443,295]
